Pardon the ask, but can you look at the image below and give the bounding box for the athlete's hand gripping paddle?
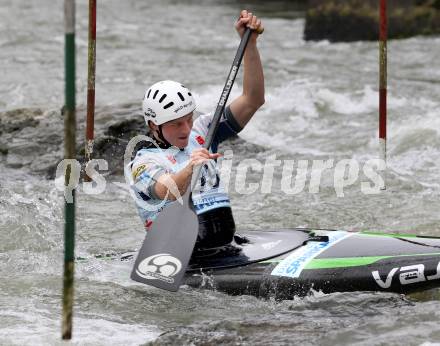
[131,28,255,291]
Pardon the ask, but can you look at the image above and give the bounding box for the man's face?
[160,112,194,149]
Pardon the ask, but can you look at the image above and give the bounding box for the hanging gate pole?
[85,0,96,178]
[62,0,76,340]
[379,0,387,189]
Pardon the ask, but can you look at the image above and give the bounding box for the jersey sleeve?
[128,153,167,200]
[193,105,242,147]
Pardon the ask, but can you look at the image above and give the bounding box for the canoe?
[178,229,440,298]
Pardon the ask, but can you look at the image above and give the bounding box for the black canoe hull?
[184,229,440,298]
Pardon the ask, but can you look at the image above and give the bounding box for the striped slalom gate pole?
[85,0,96,180]
[62,0,76,340]
[379,0,387,190]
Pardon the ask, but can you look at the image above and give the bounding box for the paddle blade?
[130,193,199,291]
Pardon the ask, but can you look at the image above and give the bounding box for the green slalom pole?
[62,0,76,340]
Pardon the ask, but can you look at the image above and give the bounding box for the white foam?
[195,79,321,122]
[72,317,160,345]
[236,80,322,150]
[316,85,406,115]
[390,110,440,154]
[193,84,242,115]
[0,311,160,346]
[265,80,320,118]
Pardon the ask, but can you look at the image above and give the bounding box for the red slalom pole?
[379,0,387,189]
[85,0,96,179]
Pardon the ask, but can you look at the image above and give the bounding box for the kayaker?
[126,10,264,250]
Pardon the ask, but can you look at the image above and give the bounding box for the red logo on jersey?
[166,155,177,164]
[145,219,153,231]
[196,135,205,145]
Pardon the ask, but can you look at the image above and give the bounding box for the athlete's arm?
[229,10,265,128]
[153,148,221,200]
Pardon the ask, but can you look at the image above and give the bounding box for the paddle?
[131,27,254,291]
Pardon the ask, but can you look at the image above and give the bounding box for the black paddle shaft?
[203,28,252,151]
[131,28,253,292]
[191,27,252,186]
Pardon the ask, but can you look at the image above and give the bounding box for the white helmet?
[142,80,196,126]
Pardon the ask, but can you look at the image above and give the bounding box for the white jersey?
[125,106,241,230]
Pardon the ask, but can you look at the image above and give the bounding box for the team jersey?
[125,106,241,230]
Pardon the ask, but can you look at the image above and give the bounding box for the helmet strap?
[156,125,172,149]
[147,120,172,149]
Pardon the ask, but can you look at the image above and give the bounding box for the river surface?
[1,0,440,345]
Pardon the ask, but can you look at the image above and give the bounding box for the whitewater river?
[1,0,440,345]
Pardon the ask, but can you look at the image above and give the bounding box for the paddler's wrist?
[246,39,258,50]
[183,163,195,176]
